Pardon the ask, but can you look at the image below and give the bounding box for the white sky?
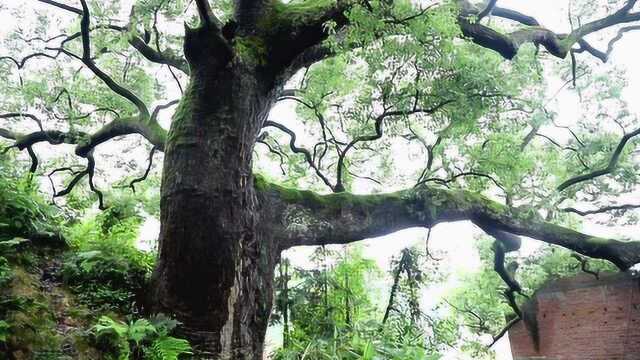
[2,1,640,359]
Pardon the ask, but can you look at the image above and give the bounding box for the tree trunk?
[150,32,279,356]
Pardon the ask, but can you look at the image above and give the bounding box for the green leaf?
[145,336,193,360]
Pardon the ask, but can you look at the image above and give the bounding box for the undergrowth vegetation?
[0,153,191,359]
[92,314,192,360]
[62,197,153,312]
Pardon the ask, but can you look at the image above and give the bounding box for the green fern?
[93,316,131,360]
[92,315,192,360]
[145,336,192,360]
[0,320,9,342]
[128,319,157,346]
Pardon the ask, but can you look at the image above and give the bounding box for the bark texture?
[257,179,640,270]
[150,24,280,357]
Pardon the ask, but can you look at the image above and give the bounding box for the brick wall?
[509,272,640,360]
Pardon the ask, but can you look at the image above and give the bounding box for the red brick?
[509,272,640,360]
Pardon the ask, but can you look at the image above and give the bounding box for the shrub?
[62,201,153,312]
[0,155,60,241]
[92,314,192,360]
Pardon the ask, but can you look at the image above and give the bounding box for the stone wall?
[509,272,640,360]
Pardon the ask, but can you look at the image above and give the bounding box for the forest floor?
[1,242,104,360]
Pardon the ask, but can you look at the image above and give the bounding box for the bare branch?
[416,171,505,192]
[0,52,60,69]
[488,317,520,348]
[36,0,82,14]
[571,253,600,279]
[263,120,336,191]
[55,168,89,198]
[86,152,106,210]
[48,166,83,201]
[557,127,640,191]
[129,146,158,192]
[336,99,456,192]
[257,138,287,176]
[151,100,180,122]
[560,203,640,216]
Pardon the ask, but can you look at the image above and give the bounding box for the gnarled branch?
[560,203,640,216]
[76,0,150,119]
[462,1,640,60]
[263,120,337,192]
[257,176,640,270]
[557,126,640,191]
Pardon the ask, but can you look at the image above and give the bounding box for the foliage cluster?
[0,154,64,350]
[272,245,452,359]
[62,194,154,312]
[92,314,192,360]
[0,153,61,242]
[270,236,622,359]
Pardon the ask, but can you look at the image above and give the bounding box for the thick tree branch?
[0,128,86,150]
[477,0,498,20]
[463,1,640,60]
[257,177,640,270]
[127,35,190,75]
[256,0,640,77]
[75,117,167,156]
[26,146,39,173]
[195,0,221,29]
[265,0,350,74]
[0,116,165,157]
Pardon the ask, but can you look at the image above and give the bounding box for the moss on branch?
[255,174,640,270]
[233,36,268,65]
[259,0,338,34]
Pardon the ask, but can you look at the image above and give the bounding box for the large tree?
[2,0,640,357]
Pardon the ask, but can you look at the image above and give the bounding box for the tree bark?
[150,25,279,358]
